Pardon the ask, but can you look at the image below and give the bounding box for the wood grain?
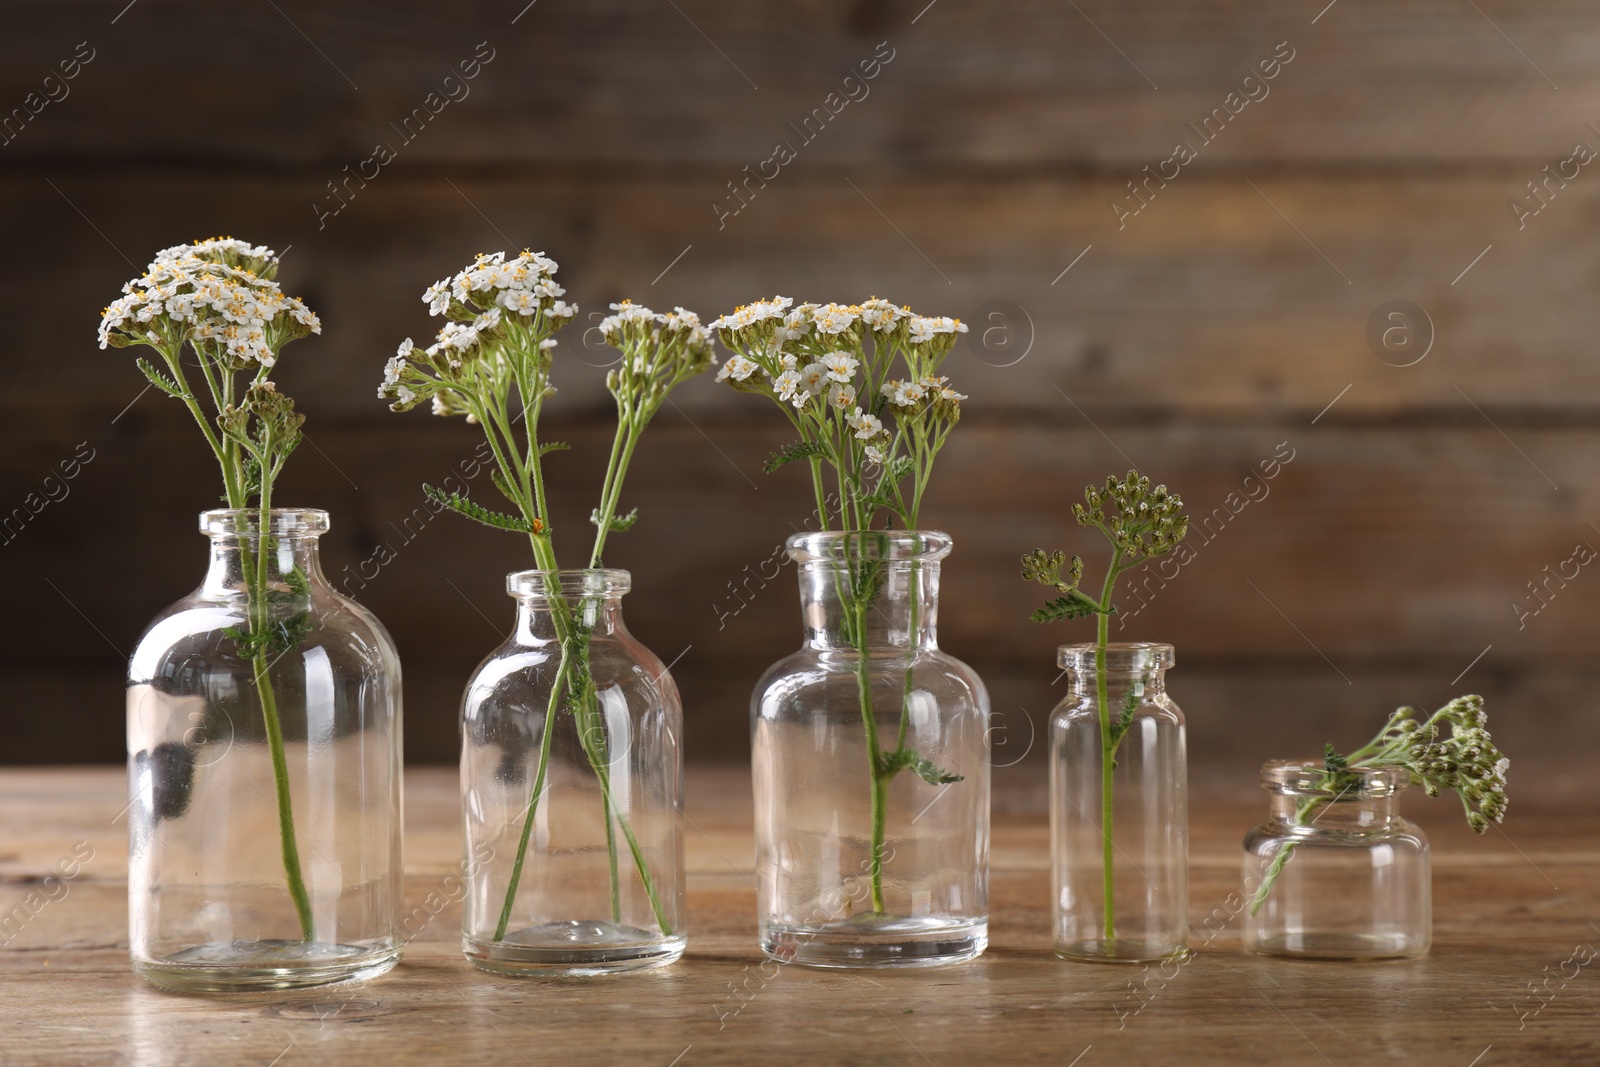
[0,767,1594,1065]
[3,2,1598,166]
[9,171,1600,417]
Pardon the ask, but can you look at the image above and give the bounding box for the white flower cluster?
[710,295,972,468]
[98,237,320,366]
[382,251,580,414]
[598,299,713,352]
[149,237,276,272]
[597,300,716,404]
[423,250,576,325]
[881,375,966,408]
[711,295,793,332]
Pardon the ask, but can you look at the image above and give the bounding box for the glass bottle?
[1242,761,1430,959]
[461,569,685,975]
[752,531,990,968]
[1051,642,1187,963]
[127,509,403,992]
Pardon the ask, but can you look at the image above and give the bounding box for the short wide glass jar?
[1242,761,1431,959]
[460,569,685,976]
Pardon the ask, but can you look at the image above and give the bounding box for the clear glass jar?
[752,531,990,968]
[460,569,685,975]
[1051,642,1187,963]
[1242,761,1431,959]
[127,509,403,992]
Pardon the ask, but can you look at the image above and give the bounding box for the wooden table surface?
[1,766,1595,1066]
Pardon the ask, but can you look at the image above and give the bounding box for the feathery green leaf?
[764,439,827,474]
[881,748,965,785]
[424,483,538,534]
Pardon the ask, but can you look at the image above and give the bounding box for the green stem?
[1247,794,1321,916]
[809,456,831,532]
[854,598,888,915]
[494,643,571,942]
[250,477,314,941]
[571,653,670,933]
[253,647,314,940]
[1094,560,1120,946]
[590,422,642,568]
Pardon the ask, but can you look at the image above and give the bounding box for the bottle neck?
[201,534,325,596]
[797,559,939,652]
[1065,667,1167,703]
[1269,790,1403,830]
[1259,761,1409,830]
[514,593,626,643]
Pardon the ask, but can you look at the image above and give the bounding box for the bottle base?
[1245,931,1429,960]
[1053,938,1191,965]
[133,939,401,993]
[464,920,686,977]
[760,915,987,969]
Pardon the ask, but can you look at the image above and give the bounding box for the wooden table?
[1,767,1594,1065]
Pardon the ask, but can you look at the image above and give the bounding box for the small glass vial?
[1242,761,1430,959]
[1051,642,1187,963]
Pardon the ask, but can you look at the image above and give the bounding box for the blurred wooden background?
[3,1,1598,797]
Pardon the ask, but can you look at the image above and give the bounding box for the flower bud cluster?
[1359,696,1508,831]
[1071,470,1189,562]
[218,380,305,460]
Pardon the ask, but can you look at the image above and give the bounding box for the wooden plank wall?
[2,1,1597,795]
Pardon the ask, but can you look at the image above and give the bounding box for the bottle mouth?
[787,530,953,564]
[507,568,631,600]
[200,508,330,538]
[1260,760,1410,798]
[1057,642,1174,673]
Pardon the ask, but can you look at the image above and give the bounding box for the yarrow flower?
[710,296,794,332]
[858,297,910,332]
[812,303,859,336]
[881,379,928,408]
[382,250,579,415]
[849,408,883,440]
[717,355,759,383]
[98,238,320,367]
[908,315,968,345]
[821,351,859,383]
[797,362,828,397]
[773,369,804,404]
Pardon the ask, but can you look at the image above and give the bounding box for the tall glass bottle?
[1051,642,1187,963]
[1243,761,1430,959]
[752,531,990,968]
[461,569,685,975]
[127,509,403,992]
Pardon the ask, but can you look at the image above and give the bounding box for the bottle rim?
[1259,759,1410,798]
[506,568,632,599]
[786,530,952,564]
[1056,642,1174,673]
[200,508,330,538]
